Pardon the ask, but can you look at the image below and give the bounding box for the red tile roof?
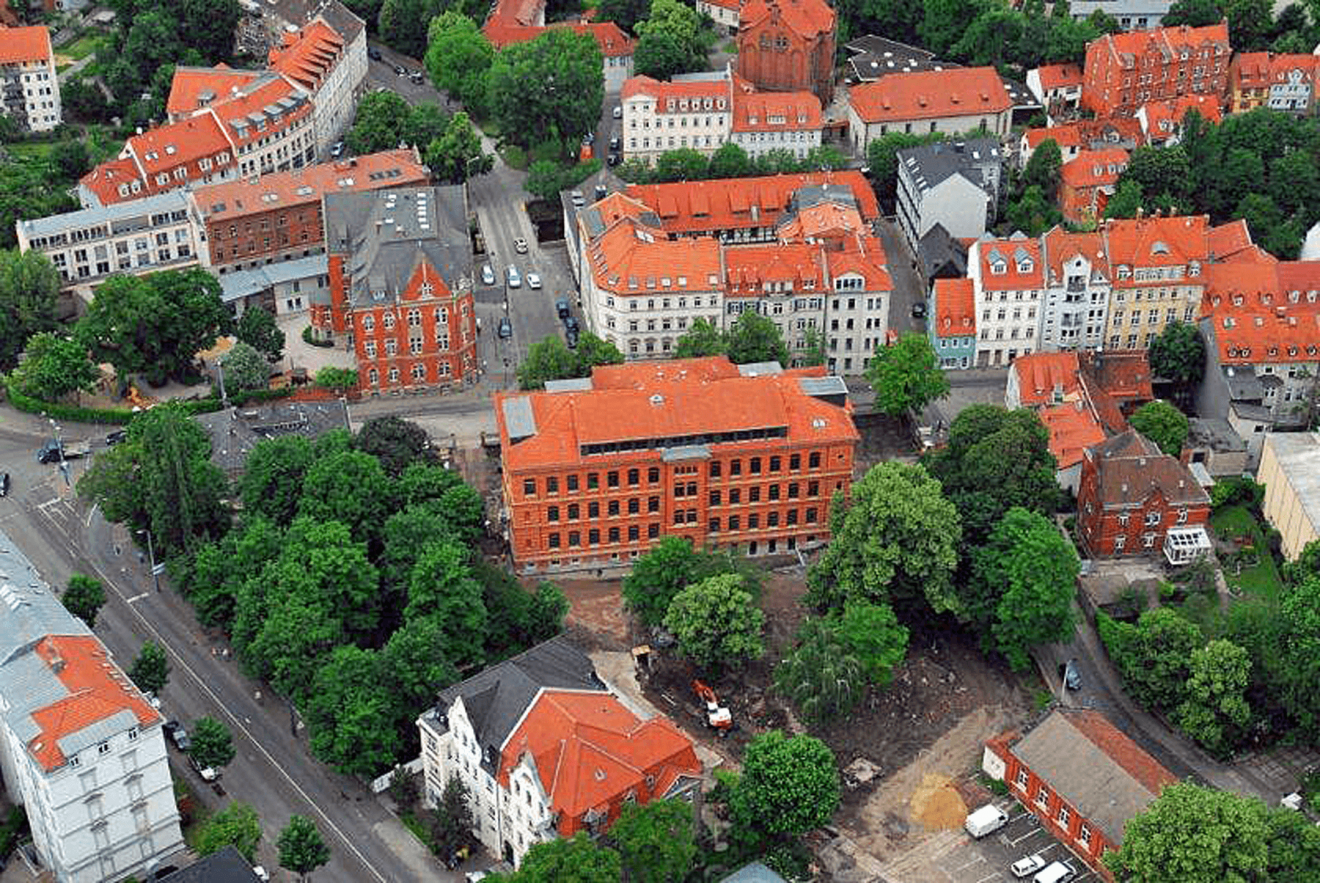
[1013,352,1083,408]
[1102,215,1209,278]
[739,0,834,39]
[213,75,310,148]
[1231,50,1271,89]
[193,149,429,223]
[586,218,724,296]
[1100,22,1230,65]
[495,357,859,470]
[27,636,160,772]
[1035,62,1082,91]
[776,201,865,242]
[725,242,822,295]
[1060,147,1129,188]
[166,65,262,118]
[624,170,879,236]
[621,74,731,105]
[1207,219,1255,261]
[1204,261,1320,365]
[0,24,51,64]
[129,112,231,178]
[1024,125,1084,151]
[849,67,1011,124]
[78,157,143,206]
[932,277,975,338]
[1039,400,1107,470]
[1041,227,1110,282]
[730,89,822,132]
[268,19,345,91]
[1082,350,1154,404]
[484,19,633,56]
[825,237,892,290]
[500,691,701,836]
[1139,94,1222,141]
[978,237,1043,291]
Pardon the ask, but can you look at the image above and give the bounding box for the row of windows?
[522,451,829,496]
[1012,768,1092,848]
[709,507,818,531]
[548,522,658,548]
[545,480,825,521]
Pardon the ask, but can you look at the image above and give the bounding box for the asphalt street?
[0,418,445,883]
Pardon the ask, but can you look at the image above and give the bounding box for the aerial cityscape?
[1,0,1320,880]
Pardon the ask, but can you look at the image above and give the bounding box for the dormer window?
[991,261,1006,275]
[1117,265,1130,279]
[1017,259,1033,273]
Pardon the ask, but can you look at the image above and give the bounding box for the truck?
[964,804,1009,839]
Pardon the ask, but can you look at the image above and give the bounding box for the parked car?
[594,184,607,201]
[190,755,218,783]
[581,131,593,146]
[566,328,579,349]
[609,135,620,151]
[330,141,345,158]
[368,47,382,61]
[506,265,521,288]
[911,301,927,318]
[556,298,570,319]
[612,105,622,119]
[964,804,1008,839]
[513,237,528,254]
[0,472,9,498]
[393,64,406,76]
[526,272,542,290]
[37,440,62,463]
[570,190,585,207]
[608,153,620,166]
[251,868,270,882]
[497,317,512,339]
[162,720,191,752]
[1011,854,1047,878]
[1032,860,1076,883]
[481,263,496,285]
[410,70,424,85]
[1059,658,1081,691]
[105,429,128,445]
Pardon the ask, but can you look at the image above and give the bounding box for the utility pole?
[138,528,160,592]
[47,416,69,487]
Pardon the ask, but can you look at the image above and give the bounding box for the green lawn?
[6,141,55,160]
[1210,504,1286,602]
[58,33,105,61]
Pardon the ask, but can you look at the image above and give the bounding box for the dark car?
[36,440,62,463]
[608,153,620,166]
[564,315,580,334]
[0,472,9,497]
[911,301,927,318]
[410,70,424,85]
[163,720,192,751]
[368,47,382,61]
[497,317,512,339]
[105,429,128,445]
[566,328,579,349]
[393,64,406,76]
[556,298,570,319]
[1059,659,1081,691]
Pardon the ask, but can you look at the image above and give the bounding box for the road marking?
[953,855,984,871]
[125,592,149,604]
[973,872,1001,883]
[1010,828,1044,845]
[84,558,389,883]
[85,501,98,528]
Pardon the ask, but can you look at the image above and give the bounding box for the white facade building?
[267,5,369,159]
[968,237,1045,367]
[895,139,1002,250]
[0,25,60,132]
[0,532,183,883]
[621,72,731,164]
[1039,227,1112,352]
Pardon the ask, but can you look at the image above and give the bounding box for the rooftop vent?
[649,394,664,406]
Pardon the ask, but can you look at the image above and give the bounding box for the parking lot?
[883,800,1102,883]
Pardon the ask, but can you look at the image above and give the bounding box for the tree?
[220,341,269,393]
[62,574,106,628]
[50,139,91,181]
[128,641,170,696]
[1130,400,1190,456]
[1176,639,1253,757]
[673,318,726,358]
[517,332,623,389]
[920,0,989,56]
[406,540,488,667]
[236,307,285,362]
[1276,577,1320,732]
[1148,320,1205,385]
[346,89,413,155]
[653,147,709,183]
[1122,144,1192,210]
[382,618,460,715]
[0,249,61,371]
[190,716,236,772]
[1098,607,1202,710]
[971,507,1079,670]
[832,600,909,686]
[1265,803,1320,880]
[634,0,705,77]
[1006,185,1062,236]
[314,366,358,393]
[1162,0,1221,26]
[498,833,621,883]
[487,29,603,150]
[799,326,826,366]
[595,0,650,31]
[707,142,753,179]
[240,436,315,526]
[727,731,839,837]
[426,111,493,184]
[379,0,441,57]
[355,416,436,477]
[1105,178,1144,219]
[0,160,77,251]
[623,537,708,626]
[132,404,231,554]
[76,268,231,384]
[298,450,394,543]
[305,645,404,777]
[774,617,867,722]
[724,311,789,365]
[609,798,696,883]
[425,775,474,863]
[807,462,962,613]
[663,573,764,673]
[1106,782,1270,883]
[1023,138,1063,193]
[62,78,112,123]
[864,332,950,418]
[425,11,494,116]
[196,802,262,862]
[524,159,569,202]
[9,332,99,402]
[278,815,331,882]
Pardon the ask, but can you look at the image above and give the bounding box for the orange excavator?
[692,680,732,736]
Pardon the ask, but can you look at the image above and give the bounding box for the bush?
[1111,585,1148,620]
[1211,476,1265,512]
[3,377,135,424]
[301,325,334,348]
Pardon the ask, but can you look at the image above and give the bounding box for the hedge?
[3,378,294,426]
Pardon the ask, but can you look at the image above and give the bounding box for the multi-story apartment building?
[1081,23,1230,118]
[266,3,368,158]
[1257,432,1320,561]
[1058,147,1128,226]
[1039,227,1112,352]
[0,24,59,131]
[736,0,836,103]
[1100,215,1208,350]
[1077,430,1212,562]
[194,148,429,272]
[314,186,478,392]
[1066,0,1177,30]
[696,0,740,33]
[621,72,732,164]
[417,637,701,868]
[0,531,184,883]
[968,237,1044,367]
[928,277,977,369]
[895,138,1002,249]
[728,88,822,161]
[1134,94,1221,145]
[16,190,207,295]
[494,356,858,571]
[847,67,1013,155]
[1025,62,1083,121]
[1227,51,1318,114]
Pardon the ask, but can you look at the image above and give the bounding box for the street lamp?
[136,528,160,593]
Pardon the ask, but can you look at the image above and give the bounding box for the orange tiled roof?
[586,218,723,296]
[624,170,879,235]
[621,74,730,105]
[194,149,429,222]
[495,357,859,470]
[1100,22,1230,64]
[1205,261,1320,365]
[1231,51,1270,88]
[1064,709,1179,796]
[1082,350,1153,404]
[1102,215,1209,276]
[78,157,143,206]
[166,65,262,117]
[825,237,892,290]
[1035,62,1083,91]
[739,0,834,39]
[1042,227,1109,282]
[213,75,310,148]
[0,24,51,64]
[1013,352,1084,407]
[128,112,231,177]
[932,277,975,338]
[1139,94,1221,140]
[730,89,822,132]
[1025,125,1084,151]
[26,636,160,772]
[500,691,700,836]
[1039,400,1107,470]
[484,19,633,56]
[1060,147,1128,188]
[777,200,865,241]
[725,242,822,295]
[978,238,1043,291]
[268,19,345,91]
[1207,219,1254,261]
[1269,53,1318,82]
[849,67,1011,124]
[702,0,741,10]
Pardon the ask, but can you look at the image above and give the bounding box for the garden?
[1210,503,1286,603]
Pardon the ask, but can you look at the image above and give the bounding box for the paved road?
[0,417,445,883]
[876,217,927,339]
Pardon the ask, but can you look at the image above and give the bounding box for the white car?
[481,264,495,285]
[612,105,622,119]
[526,272,542,290]
[1011,854,1047,878]
[252,866,270,881]
[506,265,521,288]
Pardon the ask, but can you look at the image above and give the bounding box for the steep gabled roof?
[1087,430,1209,508]
[849,67,1012,123]
[1060,147,1128,188]
[0,24,51,64]
[738,0,834,39]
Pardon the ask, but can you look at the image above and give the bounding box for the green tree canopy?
[1277,577,1320,732]
[426,111,493,184]
[128,641,170,696]
[196,801,262,862]
[355,416,436,478]
[406,539,488,667]
[1098,607,1203,710]
[494,833,621,883]
[487,28,603,150]
[774,617,867,722]
[62,574,106,628]
[673,317,727,359]
[426,12,495,116]
[608,798,696,883]
[346,89,411,154]
[831,600,909,686]
[0,161,77,252]
[1148,320,1206,385]
[653,147,709,183]
[517,332,623,389]
[9,332,98,402]
[1176,639,1253,757]
[0,249,60,371]
[305,644,403,777]
[623,537,714,626]
[278,815,331,880]
[1130,400,1190,456]
[1006,185,1063,236]
[727,730,839,837]
[707,142,754,179]
[725,311,790,366]
[235,307,285,362]
[664,573,765,673]
[240,436,315,526]
[864,331,950,417]
[298,449,394,544]
[807,461,962,613]
[220,341,269,393]
[314,366,358,393]
[595,0,650,31]
[189,716,236,771]
[634,0,706,78]
[1023,138,1063,193]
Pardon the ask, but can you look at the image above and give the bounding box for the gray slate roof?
[323,186,470,309]
[898,139,1001,194]
[158,846,265,883]
[918,223,969,280]
[0,532,92,664]
[17,189,193,239]
[430,637,605,762]
[267,0,366,44]
[196,401,350,476]
[219,253,328,305]
[721,863,789,883]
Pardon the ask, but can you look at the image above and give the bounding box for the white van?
[1033,860,1076,883]
[964,804,1009,838]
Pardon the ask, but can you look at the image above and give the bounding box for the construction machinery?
[692,680,732,735]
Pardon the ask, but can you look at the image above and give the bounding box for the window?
[709,461,721,478]
[548,533,561,549]
[769,485,780,501]
[547,476,559,494]
[750,457,762,474]
[1114,535,1126,551]
[730,488,741,504]
[569,531,580,547]
[788,482,799,498]
[730,459,742,476]
[1015,768,1029,790]
[806,507,818,523]
[648,467,660,483]
[1057,805,1070,828]
[729,515,741,530]
[1145,510,1160,526]
[588,501,600,518]
[649,523,660,538]
[608,471,620,488]
[648,496,659,513]
[808,480,819,497]
[567,474,579,492]
[710,490,721,506]
[749,487,761,503]
[628,525,639,541]
[547,506,559,522]
[809,452,821,469]
[608,500,620,516]
[1078,824,1092,847]
[628,498,639,515]
[709,518,720,533]
[628,468,639,486]
[609,527,620,542]
[523,479,536,496]
[1035,786,1050,809]
[568,503,580,520]
[588,473,600,490]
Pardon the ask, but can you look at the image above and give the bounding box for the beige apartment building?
[1257,432,1320,560]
